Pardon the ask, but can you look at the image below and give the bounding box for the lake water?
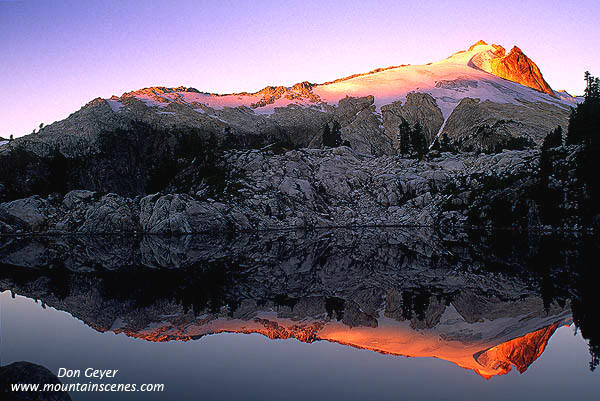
[1,229,598,400]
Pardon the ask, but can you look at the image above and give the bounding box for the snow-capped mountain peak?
[30,41,582,157]
[105,40,570,118]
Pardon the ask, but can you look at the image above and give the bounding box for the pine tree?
[440,133,452,153]
[410,122,427,158]
[567,72,600,145]
[565,71,600,221]
[583,71,600,103]
[538,126,564,223]
[331,121,342,147]
[542,126,563,150]
[398,118,411,155]
[591,77,600,102]
[322,123,332,147]
[584,71,591,96]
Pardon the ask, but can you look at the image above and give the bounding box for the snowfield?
[108,42,580,125]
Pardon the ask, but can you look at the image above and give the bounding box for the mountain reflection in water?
[1,228,598,379]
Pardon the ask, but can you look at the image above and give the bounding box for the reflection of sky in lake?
[1,291,598,401]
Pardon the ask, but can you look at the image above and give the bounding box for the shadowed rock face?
[441,97,570,150]
[381,93,445,144]
[0,362,71,401]
[1,229,597,378]
[0,143,591,234]
[0,147,542,233]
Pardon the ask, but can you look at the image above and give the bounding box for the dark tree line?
[322,121,351,148]
[439,133,453,153]
[429,132,456,153]
[538,71,600,224]
[322,121,342,147]
[397,117,428,158]
[538,128,564,225]
[542,126,563,150]
[566,72,600,221]
[0,143,73,201]
[566,71,600,146]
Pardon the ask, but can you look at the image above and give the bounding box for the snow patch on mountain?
[554,90,584,106]
[105,41,583,129]
[312,42,572,121]
[106,99,125,112]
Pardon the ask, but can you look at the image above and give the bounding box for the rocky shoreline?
[0,145,591,234]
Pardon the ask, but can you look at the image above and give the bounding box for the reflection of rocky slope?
[109,304,568,380]
[0,230,578,378]
[0,267,571,379]
[475,322,563,378]
[0,228,512,272]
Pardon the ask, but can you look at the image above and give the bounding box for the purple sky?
[1,0,597,137]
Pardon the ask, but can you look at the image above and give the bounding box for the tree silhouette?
[410,122,427,159]
[323,121,342,147]
[537,126,565,224]
[398,118,411,155]
[331,121,342,147]
[542,126,563,150]
[567,72,600,145]
[440,132,453,153]
[565,72,600,221]
[584,71,600,101]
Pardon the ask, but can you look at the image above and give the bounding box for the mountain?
[1,40,580,159]
[106,40,574,122]
[467,41,555,95]
[0,41,591,230]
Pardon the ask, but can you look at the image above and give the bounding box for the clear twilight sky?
[1,0,598,137]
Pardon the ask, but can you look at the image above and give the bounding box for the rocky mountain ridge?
[467,41,555,96]
[0,41,581,161]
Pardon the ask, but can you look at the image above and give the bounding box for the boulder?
[140,194,227,233]
[0,196,49,232]
[0,361,71,401]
